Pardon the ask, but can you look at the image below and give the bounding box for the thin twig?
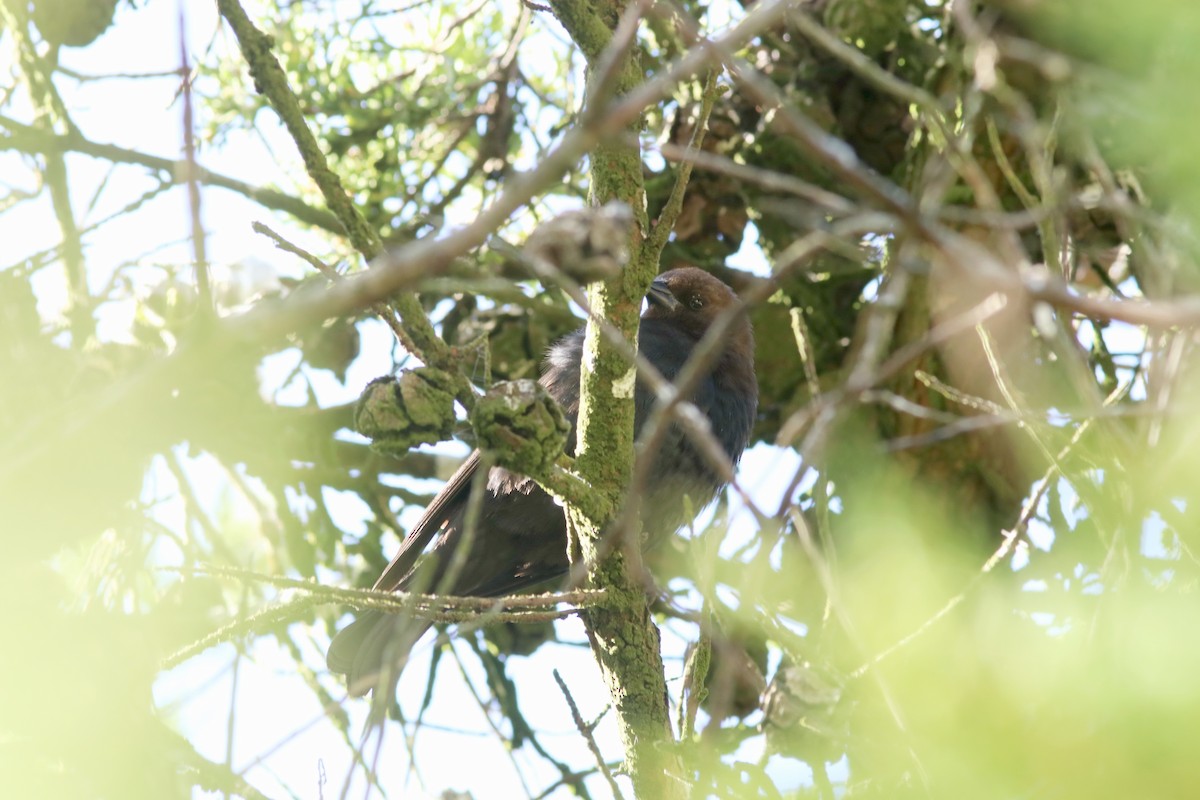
[452,646,537,800]
[852,382,1128,678]
[645,66,721,260]
[789,506,931,791]
[165,564,608,611]
[0,112,342,232]
[554,670,626,800]
[251,221,412,348]
[178,8,210,313]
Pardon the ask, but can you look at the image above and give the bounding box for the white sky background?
[0,1,824,798]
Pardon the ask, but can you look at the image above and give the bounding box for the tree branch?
[215,0,452,370]
[0,113,344,233]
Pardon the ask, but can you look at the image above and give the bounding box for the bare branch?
[554,669,626,800]
[0,113,343,232]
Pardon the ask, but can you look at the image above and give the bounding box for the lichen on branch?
[355,368,458,454]
[472,379,571,476]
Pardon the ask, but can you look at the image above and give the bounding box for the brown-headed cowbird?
[328,267,757,695]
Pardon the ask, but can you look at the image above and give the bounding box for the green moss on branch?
[548,0,685,796]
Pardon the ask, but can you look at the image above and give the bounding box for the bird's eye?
[687,295,704,310]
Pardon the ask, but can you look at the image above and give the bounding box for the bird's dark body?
[328,268,757,695]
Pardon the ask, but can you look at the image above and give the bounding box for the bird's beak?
[646,277,681,311]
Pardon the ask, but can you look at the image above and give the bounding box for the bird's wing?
[370,449,483,592]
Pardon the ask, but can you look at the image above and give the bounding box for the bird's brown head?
[643,267,752,352]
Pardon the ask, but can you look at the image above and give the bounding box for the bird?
[327,267,757,697]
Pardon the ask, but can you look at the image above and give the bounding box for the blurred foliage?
[3,0,1200,798]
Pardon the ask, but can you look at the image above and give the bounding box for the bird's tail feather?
[328,611,433,698]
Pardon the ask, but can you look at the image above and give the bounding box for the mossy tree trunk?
[549,0,687,795]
